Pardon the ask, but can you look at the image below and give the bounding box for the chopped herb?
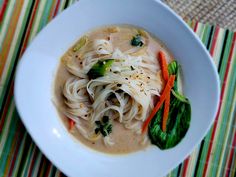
[115,89,123,93]
[102,116,109,123]
[130,66,135,70]
[95,128,100,134]
[94,117,112,137]
[95,120,101,126]
[131,34,144,47]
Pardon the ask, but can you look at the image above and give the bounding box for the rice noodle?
[60,27,163,147]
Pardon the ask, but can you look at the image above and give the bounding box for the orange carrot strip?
[158,51,169,81]
[69,119,75,130]
[162,91,171,132]
[142,75,175,133]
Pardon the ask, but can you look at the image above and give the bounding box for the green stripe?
[0,0,3,7]
[219,31,234,81]
[229,128,236,177]
[197,31,234,177]
[0,0,16,33]
[19,142,36,177]
[11,132,27,177]
[195,23,204,41]
[0,0,33,111]
[209,50,236,176]
[193,24,215,177]
[58,0,67,12]
[201,24,213,46]
[167,166,179,177]
[0,99,14,144]
[208,26,216,51]
[31,152,43,177]
[0,101,16,172]
[213,30,227,68]
[217,47,236,177]
[37,0,54,33]
[27,0,44,43]
[0,0,16,50]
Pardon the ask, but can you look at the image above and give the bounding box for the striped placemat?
[0,1,235,177]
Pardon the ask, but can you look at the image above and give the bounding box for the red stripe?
[44,164,52,177]
[0,0,8,23]
[202,33,236,177]
[8,128,25,176]
[225,131,236,177]
[210,27,220,56]
[182,157,190,177]
[19,0,40,57]
[53,0,60,18]
[0,82,14,130]
[194,21,198,32]
[27,147,39,177]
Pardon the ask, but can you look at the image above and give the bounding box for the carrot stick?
[162,91,170,132]
[69,119,75,130]
[142,75,175,133]
[158,51,169,81]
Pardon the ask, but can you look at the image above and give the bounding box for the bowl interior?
[14,0,220,177]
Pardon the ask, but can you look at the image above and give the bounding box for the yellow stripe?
[213,29,226,66]
[48,0,57,20]
[0,0,16,45]
[186,149,200,176]
[216,38,236,177]
[28,0,47,43]
[0,0,24,78]
[0,0,30,87]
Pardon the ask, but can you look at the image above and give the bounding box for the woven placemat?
[162,0,236,31]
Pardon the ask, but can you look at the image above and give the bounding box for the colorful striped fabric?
[0,1,235,177]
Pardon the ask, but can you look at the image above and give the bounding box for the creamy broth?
[53,25,174,154]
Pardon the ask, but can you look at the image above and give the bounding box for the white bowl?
[14,0,220,176]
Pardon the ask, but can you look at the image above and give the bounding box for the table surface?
[0,0,235,177]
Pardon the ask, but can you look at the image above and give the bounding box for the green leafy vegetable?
[131,34,144,47]
[130,66,135,70]
[148,90,191,149]
[168,61,179,91]
[168,61,178,75]
[95,116,112,137]
[73,36,87,52]
[87,59,114,79]
[148,60,191,149]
